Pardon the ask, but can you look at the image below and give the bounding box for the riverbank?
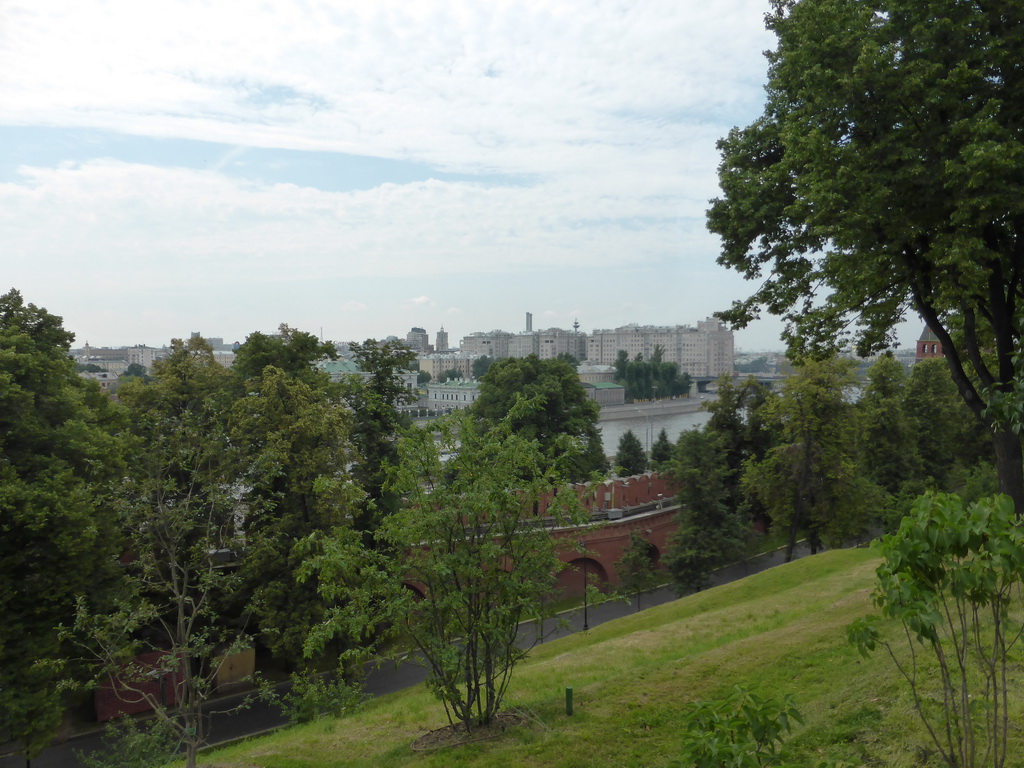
[599,395,707,422]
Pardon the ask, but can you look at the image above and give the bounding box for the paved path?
[1,541,816,767]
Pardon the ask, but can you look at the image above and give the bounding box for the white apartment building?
[461,327,586,362]
[460,330,513,358]
[585,319,734,377]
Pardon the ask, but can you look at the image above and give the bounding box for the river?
[598,397,712,456]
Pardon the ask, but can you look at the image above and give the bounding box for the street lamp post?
[583,557,589,631]
[579,540,589,631]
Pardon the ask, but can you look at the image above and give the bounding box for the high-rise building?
[406,327,430,353]
[435,326,449,352]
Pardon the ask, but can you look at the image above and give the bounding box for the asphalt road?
[1,541,815,767]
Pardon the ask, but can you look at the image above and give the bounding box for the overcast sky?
[0,0,915,352]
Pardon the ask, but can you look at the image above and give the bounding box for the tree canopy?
[615,429,648,476]
[612,350,691,401]
[341,340,417,536]
[229,365,361,665]
[83,336,246,768]
[471,355,494,379]
[0,290,125,759]
[708,0,1024,507]
[665,428,749,592]
[378,407,587,731]
[650,428,674,469]
[742,358,873,559]
[232,324,337,389]
[472,355,607,480]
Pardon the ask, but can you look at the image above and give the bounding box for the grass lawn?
[199,548,1024,767]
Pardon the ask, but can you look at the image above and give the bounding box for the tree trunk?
[992,428,1024,514]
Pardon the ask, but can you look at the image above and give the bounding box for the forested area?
[0,290,435,765]
[662,358,995,593]
[0,295,605,766]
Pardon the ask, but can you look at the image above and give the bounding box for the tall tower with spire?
[435,326,449,352]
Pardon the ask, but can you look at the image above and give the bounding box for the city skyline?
[2,1,917,352]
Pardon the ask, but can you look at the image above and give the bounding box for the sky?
[0,0,918,352]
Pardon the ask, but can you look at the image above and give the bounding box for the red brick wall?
[552,506,677,597]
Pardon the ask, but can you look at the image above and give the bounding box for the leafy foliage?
[473,355,606,481]
[615,531,661,611]
[614,429,648,476]
[708,0,1024,506]
[279,673,364,726]
[121,362,149,380]
[703,376,776,523]
[859,355,921,496]
[0,289,125,759]
[381,406,588,731]
[77,717,178,768]
[742,358,873,560]
[849,493,1024,768]
[229,365,362,666]
[904,358,991,486]
[75,336,247,768]
[341,339,417,536]
[650,427,673,469]
[666,429,750,592]
[612,349,691,401]
[471,355,494,379]
[672,685,803,768]
[231,323,336,388]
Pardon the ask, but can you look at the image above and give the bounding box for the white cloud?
[0,0,772,177]
[0,159,699,286]
[0,0,799,349]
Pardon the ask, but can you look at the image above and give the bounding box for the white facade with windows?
[425,380,481,410]
[585,319,734,377]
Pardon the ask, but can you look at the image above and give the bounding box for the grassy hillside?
[202,548,1023,767]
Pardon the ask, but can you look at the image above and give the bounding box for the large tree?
[378,407,587,732]
[614,429,648,476]
[77,337,244,768]
[703,375,777,524]
[665,428,750,592]
[904,358,993,488]
[742,358,874,560]
[650,427,674,470]
[341,340,417,537]
[472,355,607,480]
[708,0,1024,508]
[229,366,361,667]
[0,290,125,759]
[859,355,922,496]
[231,324,337,387]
